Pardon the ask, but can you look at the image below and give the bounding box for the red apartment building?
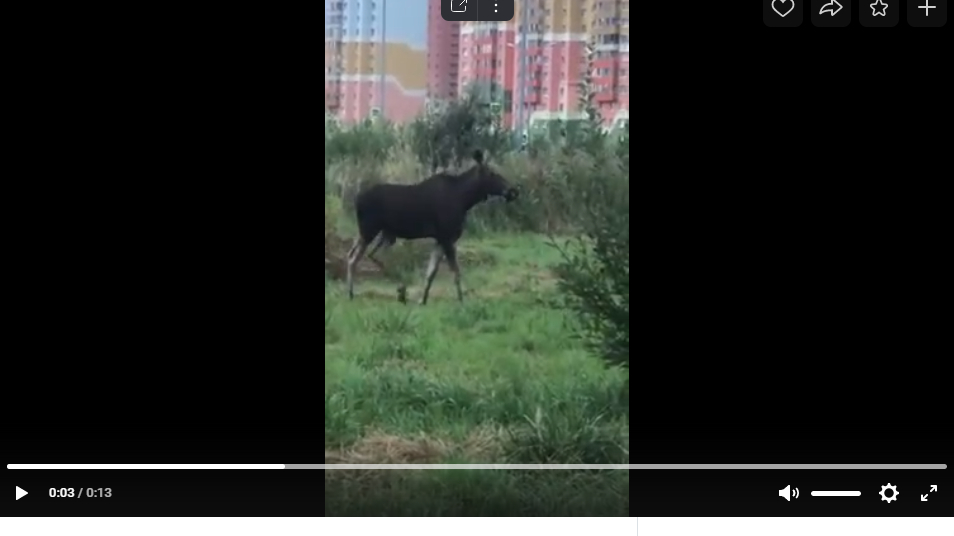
[428,0,629,129]
[426,3,460,100]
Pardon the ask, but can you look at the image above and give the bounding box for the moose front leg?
[419,245,443,305]
[441,242,464,303]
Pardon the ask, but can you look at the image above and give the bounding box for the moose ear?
[473,150,484,164]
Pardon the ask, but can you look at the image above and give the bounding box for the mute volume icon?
[779,485,799,501]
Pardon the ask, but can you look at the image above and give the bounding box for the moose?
[346,150,518,304]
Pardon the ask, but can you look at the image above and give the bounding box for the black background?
[2,5,322,518]
[640,3,950,515]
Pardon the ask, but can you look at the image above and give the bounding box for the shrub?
[549,49,630,384]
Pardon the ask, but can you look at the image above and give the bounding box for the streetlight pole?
[513,0,528,148]
[379,0,386,119]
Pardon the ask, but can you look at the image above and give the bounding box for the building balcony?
[595,88,617,103]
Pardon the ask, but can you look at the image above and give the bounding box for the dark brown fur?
[347,150,518,303]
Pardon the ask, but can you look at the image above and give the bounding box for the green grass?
[324,232,629,515]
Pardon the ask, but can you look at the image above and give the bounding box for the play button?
[16,486,28,500]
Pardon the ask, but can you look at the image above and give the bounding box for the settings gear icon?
[880,483,899,503]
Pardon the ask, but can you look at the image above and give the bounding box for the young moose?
[346,150,518,304]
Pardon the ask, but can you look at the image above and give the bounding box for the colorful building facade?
[325,0,428,123]
[326,0,629,127]
[432,0,630,128]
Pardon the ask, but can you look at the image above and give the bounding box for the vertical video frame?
[324,0,631,517]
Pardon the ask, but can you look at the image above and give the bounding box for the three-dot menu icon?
[479,0,514,21]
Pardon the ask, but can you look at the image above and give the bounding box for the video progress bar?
[7,465,285,469]
[8,464,947,470]
[629,464,947,469]
[309,464,947,469]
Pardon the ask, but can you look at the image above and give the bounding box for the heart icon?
[772,0,795,17]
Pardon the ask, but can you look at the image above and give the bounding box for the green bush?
[550,66,630,380]
[550,174,630,373]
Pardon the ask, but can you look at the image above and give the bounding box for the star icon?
[870,0,889,16]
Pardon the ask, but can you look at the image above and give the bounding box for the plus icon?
[907,0,946,26]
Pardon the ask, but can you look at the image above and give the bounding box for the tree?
[407,83,510,172]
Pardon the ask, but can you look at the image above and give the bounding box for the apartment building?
[325,0,427,123]
[457,21,517,124]
[426,1,460,100]
[586,0,629,127]
[449,0,629,128]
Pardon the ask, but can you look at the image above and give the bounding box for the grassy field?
[324,230,629,515]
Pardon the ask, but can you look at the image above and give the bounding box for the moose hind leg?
[365,232,395,269]
[364,233,407,301]
[419,245,443,305]
[346,237,370,300]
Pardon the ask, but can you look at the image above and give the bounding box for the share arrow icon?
[820,0,844,15]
